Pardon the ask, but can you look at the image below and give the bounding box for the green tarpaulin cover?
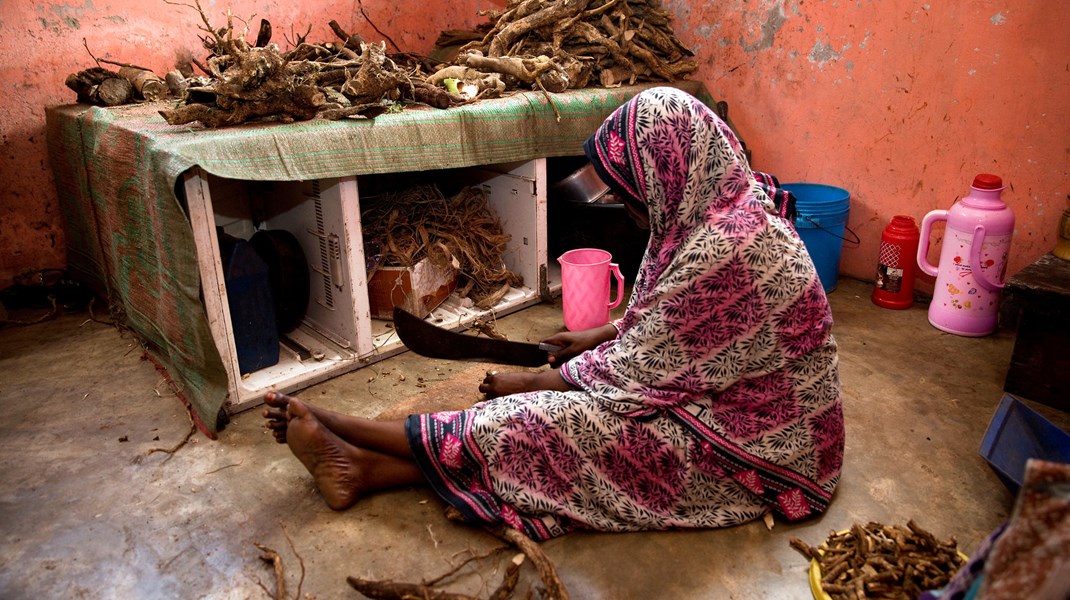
[45,81,713,436]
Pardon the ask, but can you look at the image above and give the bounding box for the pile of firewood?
[63,0,696,127]
[62,0,455,127]
[790,520,967,600]
[65,65,170,106]
[154,0,457,127]
[429,0,697,95]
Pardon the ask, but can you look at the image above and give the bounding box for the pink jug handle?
[969,224,1004,291]
[608,263,625,310]
[917,210,946,277]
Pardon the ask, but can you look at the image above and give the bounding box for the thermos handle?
[969,224,1005,291]
[608,263,625,309]
[917,210,946,277]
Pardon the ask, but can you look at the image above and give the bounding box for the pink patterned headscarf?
[569,86,842,520]
[571,86,835,418]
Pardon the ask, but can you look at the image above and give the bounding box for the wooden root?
[130,2,445,126]
[445,507,569,600]
[345,507,559,600]
[488,0,592,57]
[430,0,696,93]
[118,66,169,101]
[159,84,324,127]
[460,51,568,93]
[254,543,286,600]
[65,67,134,106]
[346,578,478,600]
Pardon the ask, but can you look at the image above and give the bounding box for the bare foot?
[262,391,293,443]
[479,370,537,399]
[263,391,336,444]
[285,398,364,510]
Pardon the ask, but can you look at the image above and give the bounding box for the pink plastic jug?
[917,174,1015,337]
[558,248,625,331]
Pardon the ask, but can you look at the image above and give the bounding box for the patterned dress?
[406,87,844,541]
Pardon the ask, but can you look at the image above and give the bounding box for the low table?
[1001,253,1070,412]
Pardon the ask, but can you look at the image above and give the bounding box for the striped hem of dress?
[404,413,555,541]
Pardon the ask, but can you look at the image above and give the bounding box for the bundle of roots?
[66,0,696,127]
[360,185,523,309]
[429,0,697,95]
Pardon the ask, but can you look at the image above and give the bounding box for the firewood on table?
[328,19,365,51]
[339,42,409,105]
[487,0,592,58]
[411,80,455,109]
[254,18,272,48]
[159,0,428,127]
[65,67,134,106]
[319,102,390,121]
[432,0,696,93]
[164,70,188,97]
[460,51,569,93]
[94,77,134,106]
[118,66,169,101]
[159,84,325,127]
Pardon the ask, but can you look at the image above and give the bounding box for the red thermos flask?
[872,215,920,309]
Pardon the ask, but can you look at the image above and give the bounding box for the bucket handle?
[800,215,861,247]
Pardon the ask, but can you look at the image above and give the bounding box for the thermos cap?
[972,173,1004,190]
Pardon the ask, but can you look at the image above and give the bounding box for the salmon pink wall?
[673,0,1070,291]
[2,0,1068,293]
[0,0,492,287]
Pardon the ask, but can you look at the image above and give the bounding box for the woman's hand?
[542,323,618,365]
[479,371,537,398]
[479,368,573,399]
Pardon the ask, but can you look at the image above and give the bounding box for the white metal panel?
[185,159,553,414]
[183,168,242,404]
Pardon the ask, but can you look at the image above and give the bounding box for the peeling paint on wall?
[808,41,847,67]
[740,4,787,52]
[682,0,1070,285]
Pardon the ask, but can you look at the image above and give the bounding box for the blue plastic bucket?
[782,183,852,292]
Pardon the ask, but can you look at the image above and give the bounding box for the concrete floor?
[2,277,1067,599]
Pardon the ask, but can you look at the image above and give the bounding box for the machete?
[392,306,559,367]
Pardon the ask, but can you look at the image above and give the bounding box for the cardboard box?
[368,258,457,319]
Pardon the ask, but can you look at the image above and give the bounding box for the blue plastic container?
[979,394,1070,495]
[782,183,851,293]
[219,231,280,375]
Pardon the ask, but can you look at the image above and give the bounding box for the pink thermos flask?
[917,174,1015,337]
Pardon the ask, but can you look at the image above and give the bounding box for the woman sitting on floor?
[264,86,844,541]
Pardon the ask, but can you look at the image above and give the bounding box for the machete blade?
[392,307,551,367]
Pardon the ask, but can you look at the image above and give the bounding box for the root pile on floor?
[360,185,522,309]
[790,520,966,600]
